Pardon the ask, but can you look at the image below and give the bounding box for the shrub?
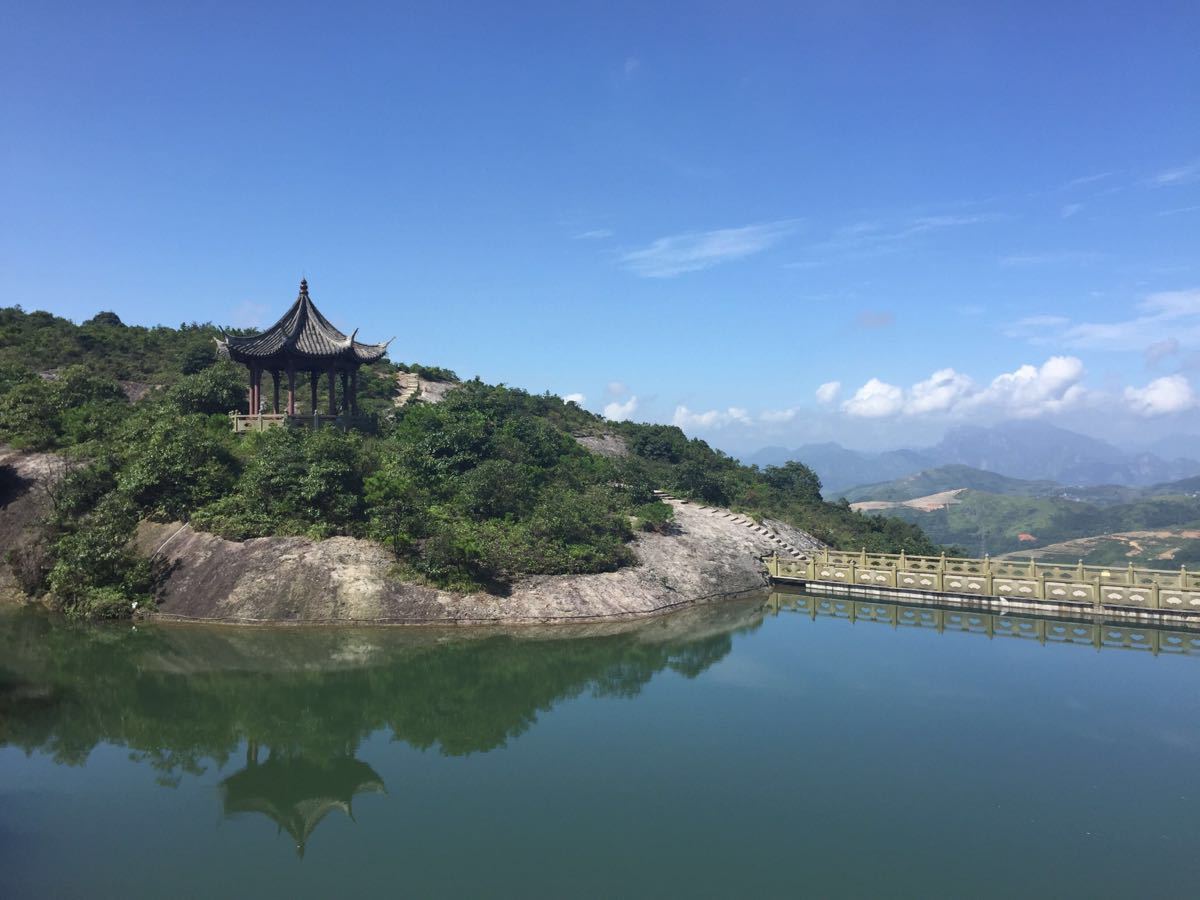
[632,500,674,533]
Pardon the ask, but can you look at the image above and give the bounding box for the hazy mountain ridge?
[746,422,1200,495]
[841,465,1062,503]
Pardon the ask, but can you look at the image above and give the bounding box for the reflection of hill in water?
[0,599,767,770]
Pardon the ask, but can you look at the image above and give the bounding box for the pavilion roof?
[217,280,390,366]
[220,754,386,857]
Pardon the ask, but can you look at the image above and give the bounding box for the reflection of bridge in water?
[769,548,1200,626]
[768,589,1200,657]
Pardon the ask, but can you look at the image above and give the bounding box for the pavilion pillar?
[350,369,359,413]
[247,367,256,414]
[310,372,319,417]
[340,370,350,416]
[272,371,281,414]
[250,366,262,414]
[328,366,338,415]
[286,366,296,416]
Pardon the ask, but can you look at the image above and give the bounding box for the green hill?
[843,465,1061,503]
[0,304,943,620]
[861,488,1200,558]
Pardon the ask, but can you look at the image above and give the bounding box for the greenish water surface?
[2,594,1199,898]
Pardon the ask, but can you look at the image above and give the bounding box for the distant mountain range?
[745,422,1200,495]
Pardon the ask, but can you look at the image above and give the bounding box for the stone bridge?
[768,548,1200,626]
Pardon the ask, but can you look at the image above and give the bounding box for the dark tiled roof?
[218,280,390,365]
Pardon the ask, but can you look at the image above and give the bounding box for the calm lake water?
[2,593,1200,898]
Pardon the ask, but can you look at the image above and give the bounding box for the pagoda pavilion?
[217,280,391,431]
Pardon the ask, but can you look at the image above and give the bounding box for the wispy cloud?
[999,250,1100,267]
[1005,289,1200,355]
[621,219,798,278]
[1061,203,1083,219]
[1063,288,1200,351]
[1158,205,1200,217]
[573,229,613,240]
[231,300,268,328]
[1152,158,1200,186]
[785,213,1000,268]
[1060,172,1114,190]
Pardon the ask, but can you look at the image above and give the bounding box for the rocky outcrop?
[0,449,62,603]
[136,498,820,625]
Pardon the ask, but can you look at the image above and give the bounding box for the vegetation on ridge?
[0,305,944,619]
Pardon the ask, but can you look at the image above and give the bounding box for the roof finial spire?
[299,277,309,296]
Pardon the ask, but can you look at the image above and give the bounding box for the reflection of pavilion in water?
[220,742,385,857]
[769,590,1200,656]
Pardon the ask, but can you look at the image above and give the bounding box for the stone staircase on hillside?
[652,490,814,560]
[394,372,421,407]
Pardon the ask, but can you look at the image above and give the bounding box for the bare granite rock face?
[137,499,819,625]
[572,432,629,458]
[0,448,63,602]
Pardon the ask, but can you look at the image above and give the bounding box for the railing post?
[983,554,994,596]
[1150,579,1160,609]
[1181,565,1189,589]
[1076,559,1086,582]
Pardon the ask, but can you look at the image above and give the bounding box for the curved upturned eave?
[218,282,390,366]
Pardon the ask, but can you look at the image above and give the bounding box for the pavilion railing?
[230,412,373,433]
[768,547,1200,614]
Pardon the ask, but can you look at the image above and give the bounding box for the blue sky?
[3,1,1198,453]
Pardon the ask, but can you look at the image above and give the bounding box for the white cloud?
[605,381,628,397]
[603,396,638,421]
[841,357,1091,420]
[620,220,798,278]
[814,381,841,404]
[1061,203,1083,218]
[573,229,613,240]
[624,57,640,76]
[842,378,904,418]
[1152,159,1200,186]
[563,393,586,405]
[672,405,751,429]
[1125,375,1197,416]
[906,368,975,415]
[968,356,1089,417]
